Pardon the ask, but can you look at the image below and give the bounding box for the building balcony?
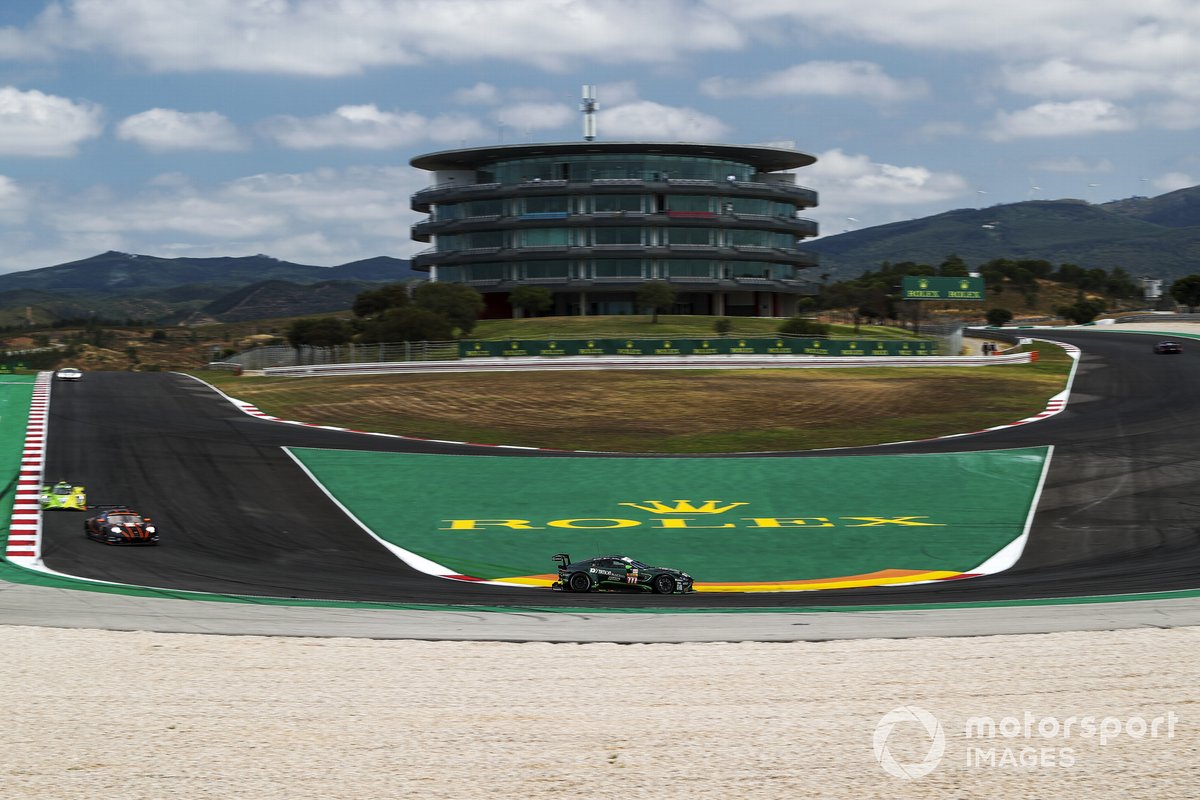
[444,275,820,295]
[410,243,819,270]
[410,211,819,242]
[410,176,818,213]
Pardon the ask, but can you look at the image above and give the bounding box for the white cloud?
[1028,156,1113,174]
[0,175,28,224]
[495,102,574,132]
[595,81,640,107]
[5,0,743,75]
[1000,59,1155,100]
[0,86,102,156]
[702,61,926,103]
[915,121,969,140]
[716,2,1200,64]
[988,100,1136,141]
[805,148,969,208]
[1150,100,1200,131]
[0,166,426,271]
[116,108,247,152]
[257,105,488,150]
[1153,172,1195,192]
[598,101,729,141]
[453,82,501,106]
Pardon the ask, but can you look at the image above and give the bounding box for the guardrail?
[262,351,1032,377]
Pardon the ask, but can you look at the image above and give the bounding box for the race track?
[35,329,1200,608]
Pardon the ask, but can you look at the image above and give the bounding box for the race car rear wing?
[553,553,571,568]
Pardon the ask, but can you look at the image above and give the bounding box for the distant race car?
[40,481,87,511]
[552,553,693,594]
[1153,341,1183,354]
[84,506,159,546]
[55,367,83,381]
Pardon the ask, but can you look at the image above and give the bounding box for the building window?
[592,259,644,278]
[521,195,570,214]
[661,259,715,278]
[727,261,774,279]
[728,229,771,247]
[666,227,713,245]
[592,194,644,213]
[466,263,507,281]
[524,260,572,279]
[519,228,572,247]
[485,154,756,185]
[593,227,643,245]
[666,195,712,212]
[438,231,504,251]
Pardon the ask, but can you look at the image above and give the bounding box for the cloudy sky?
[0,0,1197,273]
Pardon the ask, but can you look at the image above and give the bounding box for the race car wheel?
[651,574,676,594]
[567,572,592,593]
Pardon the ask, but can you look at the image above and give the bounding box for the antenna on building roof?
[581,84,597,141]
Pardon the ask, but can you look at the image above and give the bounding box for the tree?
[778,316,829,336]
[1055,299,1106,325]
[1170,274,1200,313]
[509,285,554,318]
[287,317,352,347]
[636,281,677,323]
[359,307,454,343]
[413,282,485,335]
[985,308,1014,327]
[353,284,411,317]
[938,254,970,277]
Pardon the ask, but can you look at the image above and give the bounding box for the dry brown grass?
[210,354,1066,452]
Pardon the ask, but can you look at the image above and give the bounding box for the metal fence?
[224,341,459,370]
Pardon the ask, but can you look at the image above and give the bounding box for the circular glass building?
[409,141,819,318]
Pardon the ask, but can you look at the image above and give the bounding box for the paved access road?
[36,329,1200,608]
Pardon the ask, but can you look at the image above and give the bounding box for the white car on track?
[55,367,83,381]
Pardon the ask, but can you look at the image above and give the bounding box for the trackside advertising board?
[459,338,938,358]
[901,276,986,301]
[290,446,1050,592]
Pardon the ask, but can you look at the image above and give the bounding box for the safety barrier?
[261,351,1032,378]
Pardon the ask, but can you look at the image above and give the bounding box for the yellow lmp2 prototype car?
[40,481,87,511]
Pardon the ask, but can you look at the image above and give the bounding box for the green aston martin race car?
[40,481,87,511]
[551,553,694,594]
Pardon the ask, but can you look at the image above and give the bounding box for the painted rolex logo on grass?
[288,448,1051,593]
[439,499,946,532]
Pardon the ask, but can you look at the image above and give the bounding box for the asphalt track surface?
[37,330,1200,609]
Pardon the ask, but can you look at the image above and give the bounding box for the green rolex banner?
[458,338,939,358]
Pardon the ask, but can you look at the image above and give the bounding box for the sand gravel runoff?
[1,624,1195,799]
[6,322,1196,798]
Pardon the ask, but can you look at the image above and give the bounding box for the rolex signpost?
[900,276,987,301]
[900,276,987,335]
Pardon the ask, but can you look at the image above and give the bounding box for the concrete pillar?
[579,290,588,316]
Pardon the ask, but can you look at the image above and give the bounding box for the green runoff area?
[290,446,1050,590]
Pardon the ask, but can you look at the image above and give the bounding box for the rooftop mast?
[581,84,597,141]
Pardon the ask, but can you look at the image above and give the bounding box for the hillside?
[0,252,418,325]
[200,279,379,323]
[806,186,1200,281]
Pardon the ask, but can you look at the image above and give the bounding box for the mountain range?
[2,184,1198,326]
[805,184,1200,282]
[0,252,418,326]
